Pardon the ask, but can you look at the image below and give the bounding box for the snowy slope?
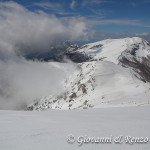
[0,106,150,150]
[28,61,150,110]
[78,37,150,63]
[28,37,150,110]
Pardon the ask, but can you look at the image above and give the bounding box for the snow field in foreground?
[0,106,150,150]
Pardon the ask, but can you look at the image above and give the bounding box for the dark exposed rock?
[69,93,77,99]
[64,51,92,63]
[146,42,150,46]
[26,105,33,111]
[78,84,87,94]
[120,56,150,82]
[130,44,139,56]
[90,44,103,49]
[79,45,89,49]
[83,100,88,105]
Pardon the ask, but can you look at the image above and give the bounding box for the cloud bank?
[0,59,76,110]
[0,1,87,58]
[0,1,83,110]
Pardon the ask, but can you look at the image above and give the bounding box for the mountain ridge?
[27,37,150,110]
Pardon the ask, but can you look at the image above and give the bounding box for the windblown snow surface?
[0,106,150,150]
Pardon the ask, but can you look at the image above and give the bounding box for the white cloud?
[0,1,86,110]
[84,19,150,31]
[34,2,67,15]
[82,0,109,7]
[85,31,150,44]
[86,19,142,26]
[70,0,76,9]
[0,1,87,58]
[136,33,149,36]
[135,33,150,42]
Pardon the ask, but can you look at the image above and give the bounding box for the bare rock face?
[64,51,92,63]
[120,56,150,83]
[118,40,150,82]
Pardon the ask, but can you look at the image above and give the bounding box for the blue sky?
[1,0,150,42]
[9,0,150,33]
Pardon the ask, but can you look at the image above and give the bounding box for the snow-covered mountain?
[27,37,150,110]
[24,40,80,62]
[77,37,150,63]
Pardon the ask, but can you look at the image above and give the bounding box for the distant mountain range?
[27,37,150,110]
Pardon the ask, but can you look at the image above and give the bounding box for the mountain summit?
[28,37,150,110]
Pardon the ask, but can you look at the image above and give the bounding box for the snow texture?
[0,106,150,150]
